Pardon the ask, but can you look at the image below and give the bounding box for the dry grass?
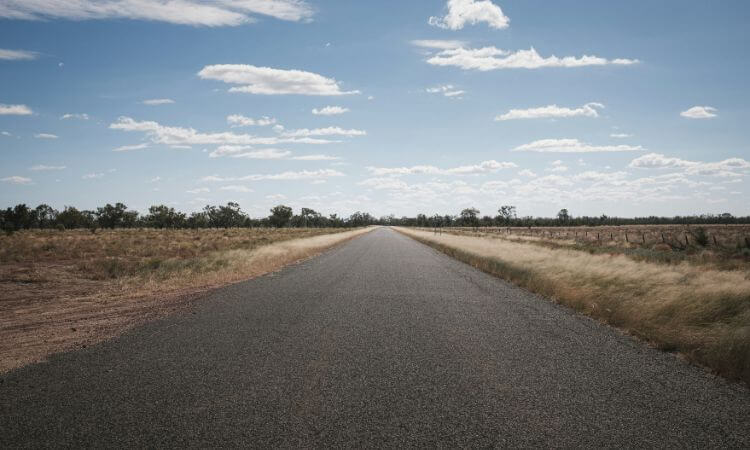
[397,227,750,385]
[0,227,372,372]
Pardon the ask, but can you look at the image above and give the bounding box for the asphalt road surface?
[2,227,750,448]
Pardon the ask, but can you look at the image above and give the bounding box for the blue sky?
[1,0,749,218]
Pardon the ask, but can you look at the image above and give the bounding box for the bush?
[693,227,709,247]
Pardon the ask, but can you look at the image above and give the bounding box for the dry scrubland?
[0,227,370,372]
[397,226,750,385]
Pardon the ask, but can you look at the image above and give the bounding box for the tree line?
[0,202,377,232]
[1,202,747,233]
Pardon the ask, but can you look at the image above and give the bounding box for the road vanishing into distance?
[2,227,750,447]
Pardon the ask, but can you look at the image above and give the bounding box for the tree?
[269,205,293,228]
[205,202,245,228]
[145,205,186,228]
[497,205,517,225]
[460,207,480,228]
[95,203,130,229]
[557,208,570,223]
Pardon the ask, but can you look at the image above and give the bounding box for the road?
[2,227,749,447]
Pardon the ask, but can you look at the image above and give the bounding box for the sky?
[1,0,749,219]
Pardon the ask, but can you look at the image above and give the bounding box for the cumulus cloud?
[1,175,32,184]
[496,103,603,121]
[34,133,58,139]
[281,126,366,138]
[680,106,717,119]
[60,113,89,120]
[208,146,291,159]
[312,106,349,115]
[426,84,465,98]
[0,104,33,115]
[29,164,66,171]
[0,48,38,60]
[200,169,344,182]
[142,98,175,106]
[629,153,750,177]
[112,143,149,152]
[290,154,341,161]
[429,0,509,30]
[518,169,537,178]
[367,160,517,176]
[109,116,336,146]
[227,114,276,127]
[198,64,359,96]
[425,46,638,71]
[411,39,466,50]
[0,0,314,26]
[513,138,643,153]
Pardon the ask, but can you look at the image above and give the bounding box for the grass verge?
[396,227,750,385]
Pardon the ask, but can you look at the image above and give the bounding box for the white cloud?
[227,114,276,127]
[610,133,632,138]
[367,160,517,176]
[629,153,750,177]
[312,106,349,115]
[142,98,175,106]
[426,84,465,98]
[0,0,314,26]
[209,146,291,159]
[411,39,466,50]
[290,154,341,161]
[201,169,344,182]
[1,131,11,136]
[112,142,149,152]
[0,104,33,115]
[429,0,509,30]
[34,133,58,139]
[546,160,568,173]
[198,64,359,95]
[496,102,603,121]
[513,138,643,153]
[0,48,38,60]
[186,187,210,194]
[82,172,104,179]
[109,116,336,146]
[518,169,537,178]
[281,126,366,137]
[29,164,66,171]
[1,175,32,184]
[266,194,287,200]
[680,106,717,119]
[425,46,638,71]
[219,185,253,193]
[60,113,89,120]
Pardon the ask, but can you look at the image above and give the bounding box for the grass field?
[397,226,750,385]
[0,227,370,372]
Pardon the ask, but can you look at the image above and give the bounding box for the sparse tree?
[269,205,293,228]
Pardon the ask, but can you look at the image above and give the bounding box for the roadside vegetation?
[397,226,750,385]
[0,224,372,372]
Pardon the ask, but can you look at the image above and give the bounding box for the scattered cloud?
[200,169,345,182]
[110,116,336,146]
[629,153,750,177]
[429,0,509,30]
[546,160,568,173]
[680,106,717,119]
[29,164,66,171]
[367,160,517,176]
[198,64,359,95]
[0,103,33,115]
[208,146,291,159]
[0,0,314,26]
[227,114,276,127]
[426,84,465,98]
[280,126,366,137]
[112,142,149,152]
[0,48,38,60]
[219,185,253,193]
[513,138,643,153]
[34,133,59,139]
[411,39,466,50]
[610,133,632,138]
[60,113,89,120]
[186,187,210,194]
[1,131,11,136]
[424,46,638,71]
[142,98,175,106]
[82,172,104,179]
[266,194,287,200]
[290,154,341,161]
[312,106,349,115]
[1,175,32,184]
[496,102,603,121]
[518,169,537,178]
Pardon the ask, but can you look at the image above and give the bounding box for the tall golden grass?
[397,227,750,385]
[0,227,372,372]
